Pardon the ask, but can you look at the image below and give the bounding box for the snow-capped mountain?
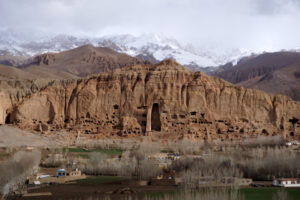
[0,30,252,70]
[93,34,252,68]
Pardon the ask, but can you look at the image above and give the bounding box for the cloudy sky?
[1,0,300,51]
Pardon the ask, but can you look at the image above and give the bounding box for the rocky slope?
[23,45,148,77]
[0,64,36,80]
[212,52,300,101]
[238,63,300,101]
[0,64,78,80]
[2,60,299,140]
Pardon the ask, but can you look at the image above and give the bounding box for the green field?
[74,176,126,184]
[240,188,300,200]
[144,188,300,200]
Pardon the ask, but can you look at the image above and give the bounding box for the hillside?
[0,64,78,80]
[22,45,149,77]
[213,51,300,101]
[238,63,300,101]
[0,64,36,80]
[213,52,300,83]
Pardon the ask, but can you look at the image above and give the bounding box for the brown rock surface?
[2,60,300,140]
[26,45,149,77]
[0,64,78,80]
[237,63,300,101]
[212,51,300,101]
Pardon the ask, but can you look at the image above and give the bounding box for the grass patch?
[161,149,174,153]
[63,148,88,153]
[74,176,126,184]
[240,188,300,200]
[78,153,89,158]
[144,188,300,200]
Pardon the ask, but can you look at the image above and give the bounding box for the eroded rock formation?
[2,60,300,140]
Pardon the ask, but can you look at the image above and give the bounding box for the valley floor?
[10,179,300,200]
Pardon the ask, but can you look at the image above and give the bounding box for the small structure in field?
[30,168,85,185]
[273,178,300,187]
[37,174,50,179]
[167,153,181,160]
[286,140,300,146]
[56,169,66,176]
[56,168,82,177]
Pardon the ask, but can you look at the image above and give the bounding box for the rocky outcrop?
[0,80,38,124]
[3,60,300,140]
[0,79,74,125]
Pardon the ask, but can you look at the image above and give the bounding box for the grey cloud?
[0,0,300,51]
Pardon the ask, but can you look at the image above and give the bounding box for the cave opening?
[5,113,11,124]
[151,103,161,131]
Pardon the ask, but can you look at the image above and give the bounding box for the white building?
[286,140,300,146]
[273,178,300,187]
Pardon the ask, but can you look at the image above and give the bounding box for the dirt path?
[0,125,64,148]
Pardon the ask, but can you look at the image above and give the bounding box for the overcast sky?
[1,0,300,52]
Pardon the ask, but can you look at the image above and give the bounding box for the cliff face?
[3,60,300,140]
[0,80,39,124]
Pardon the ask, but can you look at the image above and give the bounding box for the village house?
[167,153,181,160]
[56,168,82,177]
[285,140,300,146]
[273,178,300,187]
[30,168,85,185]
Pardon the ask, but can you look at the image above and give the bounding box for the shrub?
[0,150,41,197]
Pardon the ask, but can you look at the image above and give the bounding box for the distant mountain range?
[0,30,252,69]
[0,45,148,80]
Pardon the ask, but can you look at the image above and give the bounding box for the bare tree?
[0,150,41,198]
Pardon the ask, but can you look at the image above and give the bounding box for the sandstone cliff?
[2,60,300,140]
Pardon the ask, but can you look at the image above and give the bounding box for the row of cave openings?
[4,104,299,137]
[2,103,162,133]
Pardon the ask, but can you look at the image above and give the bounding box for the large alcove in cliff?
[5,113,11,124]
[151,103,161,131]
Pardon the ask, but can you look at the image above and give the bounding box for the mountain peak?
[157,59,179,66]
[151,59,191,72]
[26,45,145,77]
[0,31,254,70]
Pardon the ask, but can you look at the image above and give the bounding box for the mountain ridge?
[0,31,253,69]
[22,45,147,77]
[212,51,300,101]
